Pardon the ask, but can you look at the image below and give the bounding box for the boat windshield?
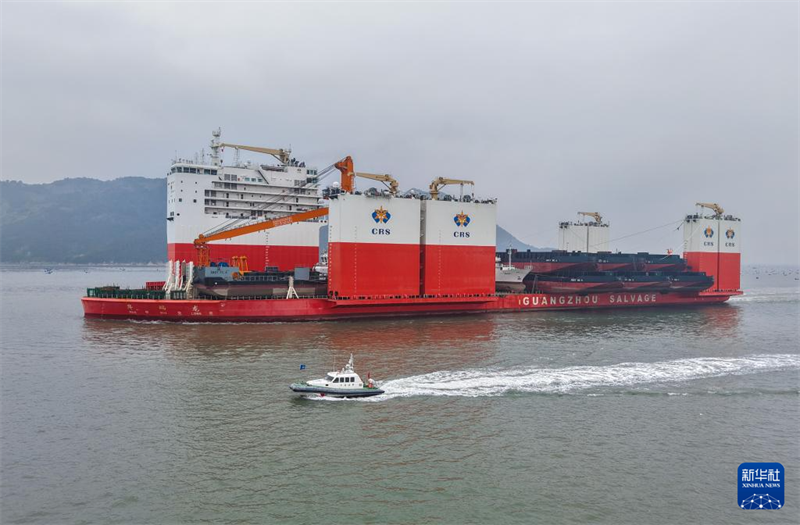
[326,374,335,381]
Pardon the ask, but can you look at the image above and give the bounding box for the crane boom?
[220,142,291,165]
[578,211,603,224]
[354,172,399,195]
[696,202,724,218]
[429,177,475,200]
[193,208,328,267]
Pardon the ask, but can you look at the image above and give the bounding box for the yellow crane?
[333,157,399,195]
[354,172,399,195]
[429,177,475,201]
[578,211,603,224]
[696,202,724,218]
[220,142,291,165]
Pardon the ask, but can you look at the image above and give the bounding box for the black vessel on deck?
[504,250,714,294]
[193,264,327,299]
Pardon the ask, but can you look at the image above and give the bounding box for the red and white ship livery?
[82,130,743,323]
[167,129,326,271]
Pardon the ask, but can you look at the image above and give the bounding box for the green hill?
[1,177,166,263]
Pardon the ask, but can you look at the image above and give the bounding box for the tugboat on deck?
[290,355,384,398]
[495,251,529,293]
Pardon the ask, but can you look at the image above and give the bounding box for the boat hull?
[496,282,527,293]
[668,282,714,293]
[81,291,738,323]
[534,281,623,294]
[618,279,672,292]
[289,384,385,397]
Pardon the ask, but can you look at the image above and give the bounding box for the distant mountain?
[1,177,166,263]
[0,178,541,263]
[496,226,540,252]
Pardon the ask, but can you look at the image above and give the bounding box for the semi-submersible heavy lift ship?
[82,131,742,322]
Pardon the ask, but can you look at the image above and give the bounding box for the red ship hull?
[619,281,672,292]
[641,263,686,272]
[596,262,636,272]
[534,281,623,294]
[82,291,738,323]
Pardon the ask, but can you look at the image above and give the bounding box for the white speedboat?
[290,354,384,398]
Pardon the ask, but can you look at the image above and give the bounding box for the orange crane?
[193,156,390,267]
[194,207,330,267]
[335,156,356,193]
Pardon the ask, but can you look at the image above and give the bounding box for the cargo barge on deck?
[81,131,742,322]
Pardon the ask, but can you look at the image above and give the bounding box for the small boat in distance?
[290,354,385,398]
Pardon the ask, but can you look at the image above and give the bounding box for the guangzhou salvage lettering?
[519,295,599,307]
[609,294,658,304]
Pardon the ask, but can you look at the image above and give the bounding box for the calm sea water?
[1,266,799,524]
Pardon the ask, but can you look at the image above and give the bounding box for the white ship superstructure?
[166,129,327,271]
[558,212,610,253]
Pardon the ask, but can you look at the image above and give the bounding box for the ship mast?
[209,128,222,167]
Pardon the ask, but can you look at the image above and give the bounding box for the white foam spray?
[729,290,799,303]
[376,354,800,400]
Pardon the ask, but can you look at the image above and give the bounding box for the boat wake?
[375,354,800,400]
[729,289,799,303]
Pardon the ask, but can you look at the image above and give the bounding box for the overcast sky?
[2,2,797,264]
